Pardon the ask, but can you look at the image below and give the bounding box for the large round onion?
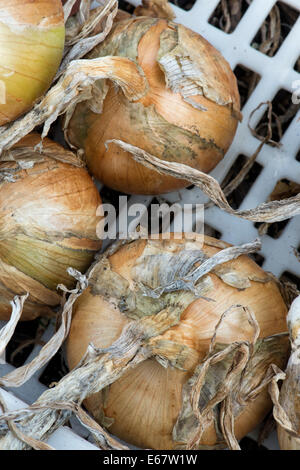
[66,17,241,195]
[67,236,288,450]
[0,134,102,321]
[0,0,65,126]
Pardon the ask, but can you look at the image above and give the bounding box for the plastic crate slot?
[38,349,69,388]
[280,270,300,290]
[203,224,222,240]
[100,186,129,219]
[250,1,299,57]
[254,178,300,239]
[254,89,300,145]
[5,318,46,369]
[170,0,196,11]
[118,0,135,14]
[239,436,268,451]
[145,197,179,234]
[208,0,252,34]
[234,64,261,108]
[248,252,265,267]
[266,219,291,239]
[221,154,263,210]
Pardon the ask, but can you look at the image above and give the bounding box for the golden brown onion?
[66,17,241,195]
[0,0,65,126]
[0,134,102,321]
[67,236,288,450]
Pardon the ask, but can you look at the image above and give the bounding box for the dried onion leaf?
[269,296,300,449]
[0,270,87,389]
[57,0,119,79]
[173,306,288,450]
[63,0,81,23]
[106,139,300,224]
[0,295,28,363]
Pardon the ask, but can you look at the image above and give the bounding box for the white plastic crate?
[1,0,300,450]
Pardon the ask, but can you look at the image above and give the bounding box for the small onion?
[0,134,102,321]
[66,17,241,195]
[67,236,288,450]
[0,0,65,126]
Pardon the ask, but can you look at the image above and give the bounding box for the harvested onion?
[0,0,65,126]
[66,17,241,195]
[67,236,288,450]
[0,134,102,321]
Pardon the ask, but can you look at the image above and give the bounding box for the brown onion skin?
[67,236,288,450]
[0,0,65,126]
[0,134,102,321]
[67,17,241,195]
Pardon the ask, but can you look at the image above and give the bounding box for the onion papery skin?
[66,17,241,195]
[67,236,288,450]
[0,0,65,126]
[0,134,102,321]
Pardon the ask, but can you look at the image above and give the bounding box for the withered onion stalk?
[276,296,300,450]
[67,236,289,450]
[0,134,102,321]
[66,17,241,195]
[0,0,65,126]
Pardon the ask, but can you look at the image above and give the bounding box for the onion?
[66,236,288,450]
[66,17,241,195]
[0,0,65,126]
[0,134,102,321]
